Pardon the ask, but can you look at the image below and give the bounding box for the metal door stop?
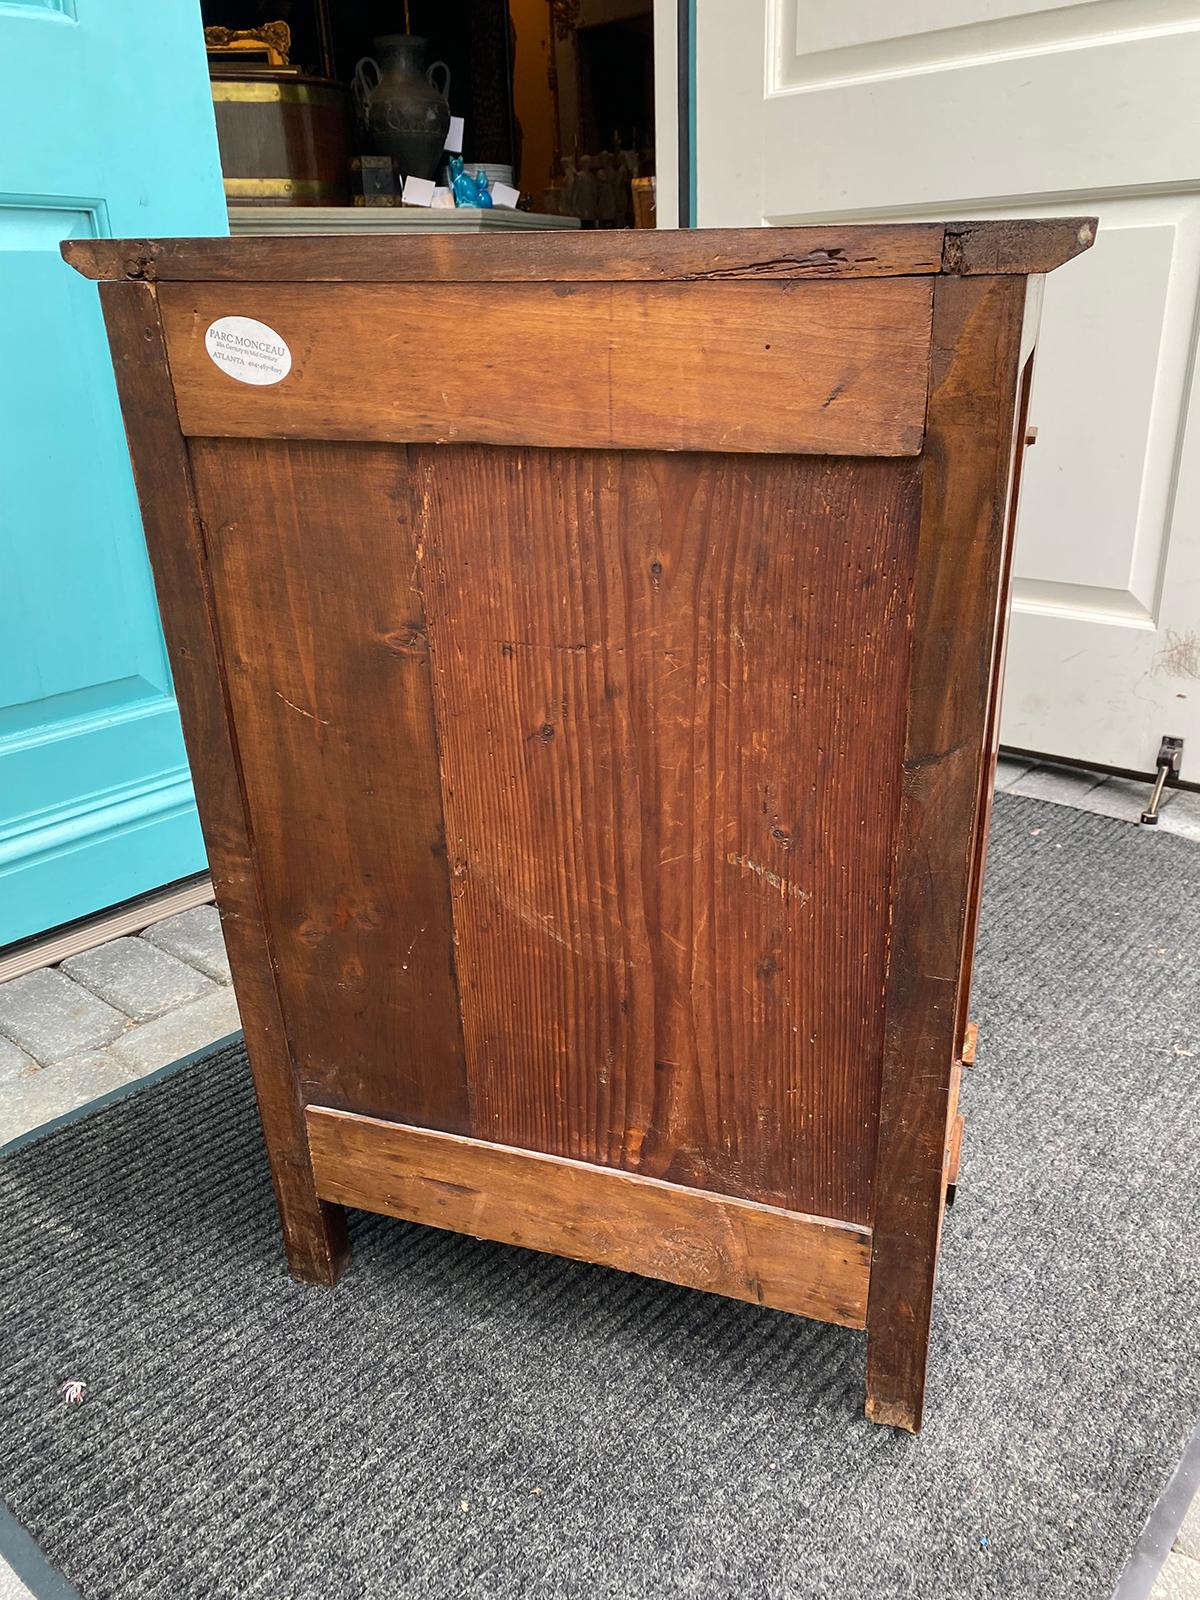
[1141,736,1184,825]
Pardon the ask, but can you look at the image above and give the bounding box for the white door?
[684,2,1200,782]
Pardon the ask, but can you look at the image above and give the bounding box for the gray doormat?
[1,793,1198,1600]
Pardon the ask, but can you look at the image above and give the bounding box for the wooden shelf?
[226,204,581,236]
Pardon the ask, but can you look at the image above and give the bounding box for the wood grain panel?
[97,284,349,1285]
[187,438,470,1131]
[865,275,1029,1432]
[412,446,921,1224]
[307,1105,873,1329]
[158,279,933,456]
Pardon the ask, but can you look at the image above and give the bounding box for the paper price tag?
[490,182,521,210]
[443,116,464,153]
[401,175,436,207]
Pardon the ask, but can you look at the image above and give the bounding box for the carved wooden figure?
[66,220,1094,1429]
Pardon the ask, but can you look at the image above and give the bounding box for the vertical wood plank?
[865,274,1027,1430]
[186,438,470,1132]
[954,348,1038,1054]
[412,445,920,1223]
[97,281,348,1285]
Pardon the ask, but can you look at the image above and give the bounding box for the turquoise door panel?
[0,0,228,945]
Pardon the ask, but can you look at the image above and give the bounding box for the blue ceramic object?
[448,156,495,208]
[448,155,477,207]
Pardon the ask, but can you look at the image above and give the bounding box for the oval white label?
[204,315,292,386]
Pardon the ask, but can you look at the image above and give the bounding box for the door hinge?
[1140,735,1184,825]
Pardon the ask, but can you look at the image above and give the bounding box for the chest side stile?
[864,273,1029,1431]
[954,281,1044,1058]
[95,279,349,1286]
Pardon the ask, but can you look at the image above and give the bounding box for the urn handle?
[427,59,451,100]
[352,55,381,117]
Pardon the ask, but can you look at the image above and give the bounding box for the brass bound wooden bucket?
[211,72,352,206]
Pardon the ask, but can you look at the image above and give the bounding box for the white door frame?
[651,0,691,229]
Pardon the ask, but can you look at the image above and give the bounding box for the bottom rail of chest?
[304,1105,873,1330]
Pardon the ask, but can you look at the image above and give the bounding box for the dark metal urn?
[353,35,451,182]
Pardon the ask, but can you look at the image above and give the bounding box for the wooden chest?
[66,220,1093,1430]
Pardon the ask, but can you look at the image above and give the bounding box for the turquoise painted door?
[0,0,228,946]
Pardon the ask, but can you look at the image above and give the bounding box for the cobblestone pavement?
[0,903,240,1147]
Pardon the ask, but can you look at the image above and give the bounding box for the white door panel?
[779,1,1190,92]
[693,3,1200,778]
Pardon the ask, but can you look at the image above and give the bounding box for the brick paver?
[0,968,127,1066]
[142,903,231,984]
[62,936,214,1023]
